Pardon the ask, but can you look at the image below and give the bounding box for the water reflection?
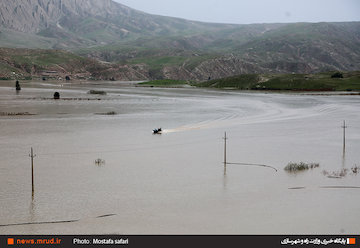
[342,120,347,168]
[223,167,228,191]
[342,150,346,168]
[29,194,36,224]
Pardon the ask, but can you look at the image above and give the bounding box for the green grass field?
[139,79,188,87]
[196,71,360,91]
[196,74,260,89]
[0,48,95,80]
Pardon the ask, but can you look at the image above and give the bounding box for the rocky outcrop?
[0,0,232,46]
[0,0,134,33]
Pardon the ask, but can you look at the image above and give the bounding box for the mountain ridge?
[0,0,359,80]
[0,0,241,48]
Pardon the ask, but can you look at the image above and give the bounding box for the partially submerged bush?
[284,162,319,172]
[95,158,105,165]
[95,111,117,115]
[351,165,360,174]
[323,165,360,178]
[323,169,347,178]
[0,112,35,116]
[88,90,107,95]
[54,92,60,99]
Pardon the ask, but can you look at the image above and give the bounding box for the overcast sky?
[114,0,360,24]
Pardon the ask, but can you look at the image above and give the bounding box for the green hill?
[195,72,360,91]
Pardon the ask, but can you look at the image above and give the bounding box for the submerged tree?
[54,92,60,99]
[15,80,21,91]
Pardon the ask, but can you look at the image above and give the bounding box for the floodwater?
[0,81,359,234]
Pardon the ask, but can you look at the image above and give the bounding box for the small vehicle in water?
[153,128,162,134]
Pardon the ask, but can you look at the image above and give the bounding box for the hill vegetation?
[0,48,148,81]
[195,71,360,91]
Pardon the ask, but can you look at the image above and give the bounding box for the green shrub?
[331,72,343,78]
[284,162,319,172]
[88,90,107,95]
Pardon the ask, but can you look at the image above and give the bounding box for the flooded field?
[0,81,359,234]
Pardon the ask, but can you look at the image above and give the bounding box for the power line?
[227,162,278,172]
[29,147,36,195]
[222,131,277,173]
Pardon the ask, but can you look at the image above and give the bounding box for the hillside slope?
[196,71,360,91]
[0,47,148,80]
[0,0,359,80]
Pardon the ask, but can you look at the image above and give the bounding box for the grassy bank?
[196,74,260,89]
[138,79,189,87]
[195,71,360,91]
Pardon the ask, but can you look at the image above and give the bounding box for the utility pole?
[223,132,227,174]
[29,147,36,195]
[341,120,347,156]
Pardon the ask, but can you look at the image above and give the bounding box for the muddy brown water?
[0,81,359,234]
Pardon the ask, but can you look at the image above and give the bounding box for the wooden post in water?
[29,147,36,195]
[223,132,227,174]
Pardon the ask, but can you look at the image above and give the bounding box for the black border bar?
[0,235,358,248]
